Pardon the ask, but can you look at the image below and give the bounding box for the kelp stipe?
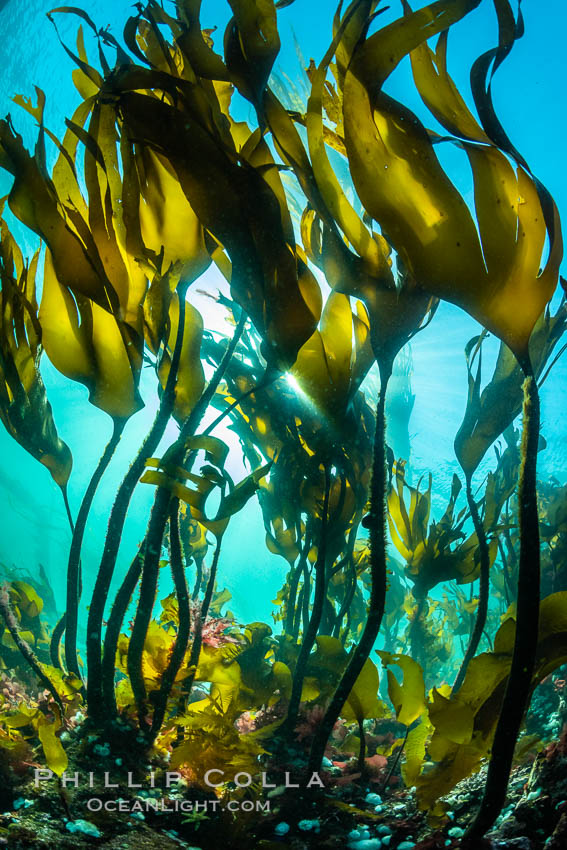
[86,280,194,725]
[99,309,246,724]
[285,462,331,733]
[452,335,492,693]
[466,360,541,838]
[308,358,391,773]
[0,585,63,713]
[454,298,567,691]
[451,473,490,693]
[60,417,126,679]
[147,499,190,740]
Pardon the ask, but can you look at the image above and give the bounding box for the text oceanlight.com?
[85,798,271,813]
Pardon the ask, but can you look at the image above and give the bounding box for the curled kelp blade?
[407,23,489,143]
[291,291,355,421]
[0,223,72,486]
[224,0,281,109]
[387,462,432,565]
[39,249,143,420]
[455,299,567,476]
[141,435,271,539]
[341,0,562,360]
[387,463,491,596]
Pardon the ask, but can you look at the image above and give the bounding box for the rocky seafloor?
[2,732,567,850]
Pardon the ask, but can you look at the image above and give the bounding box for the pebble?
[382,839,392,848]
[274,822,290,835]
[65,819,102,838]
[13,798,33,811]
[349,841,382,850]
[397,842,416,850]
[365,792,383,805]
[448,827,465,838]
[376,825,392,836]
[298,819,320,832]
[348,828,371,841]
[322,757,334,768]
[526,788,542,801]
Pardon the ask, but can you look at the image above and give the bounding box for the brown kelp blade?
[0,221,72,486]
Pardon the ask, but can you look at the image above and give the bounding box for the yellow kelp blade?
[456,299,567,475]
[141,448,271,540]
[0,118,118,314]
[307,635,383,721]
[39,250,143,420]
[342,0,562,359]
[76,100,148,330]
[413,591,567,813]
[305,11,391,279]
[135,147,211,282]
[291,290,353,419]
[332,0,378,87]
[387,462,431,563]
[377,651,427,726]
[37,716,68,777]
[157,292,205,424]
[408,26,489,143]
[175,0,230,81]
[12,83,152,341]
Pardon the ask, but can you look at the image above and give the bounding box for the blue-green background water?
[0,0,565,636]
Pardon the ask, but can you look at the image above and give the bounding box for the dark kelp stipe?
[0,0,566,843]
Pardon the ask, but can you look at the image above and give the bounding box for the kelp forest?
[0,0,566,848]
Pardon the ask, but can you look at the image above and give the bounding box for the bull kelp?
[0,0,566,848]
